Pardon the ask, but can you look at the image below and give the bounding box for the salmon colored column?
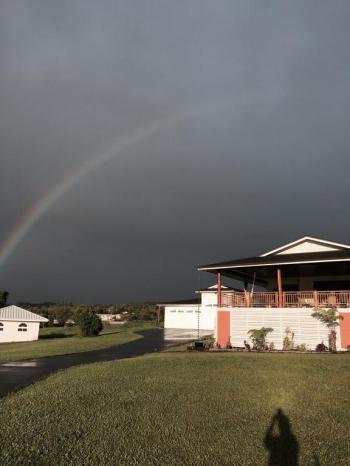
[217,311,230,348]
[339,313,350,349]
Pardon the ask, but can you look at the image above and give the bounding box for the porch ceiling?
[201,260,350,283]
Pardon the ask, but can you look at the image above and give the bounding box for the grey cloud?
[1,1,350,302]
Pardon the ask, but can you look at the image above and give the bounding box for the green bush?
[248,327,273,351]
[282,327,295,351]
[74,310,103,337]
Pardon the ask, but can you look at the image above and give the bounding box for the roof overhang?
[198,253,350,283]
[199,257,350,271]
[198,237,350,284]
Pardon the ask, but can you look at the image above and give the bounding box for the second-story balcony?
[221,290,350,308]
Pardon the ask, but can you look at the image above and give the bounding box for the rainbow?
[0,97,234,269]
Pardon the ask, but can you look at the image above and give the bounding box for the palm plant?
[311,307,343,353]
[248,327,273,351]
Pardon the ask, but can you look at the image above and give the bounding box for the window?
[18,323,28,332]
[0,322,3,331]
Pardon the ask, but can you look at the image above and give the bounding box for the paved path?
[0,328,192,398]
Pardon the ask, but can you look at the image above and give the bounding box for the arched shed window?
[0,322,3,331]
[18,323,28,332]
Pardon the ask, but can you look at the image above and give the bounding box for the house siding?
[226,308,340,350]
[0,321,40,343]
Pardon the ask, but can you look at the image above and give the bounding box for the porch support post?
[217,271,222,308]
[245,290,251,307]
[277,268,283,307]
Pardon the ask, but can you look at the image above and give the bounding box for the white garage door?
[164,306,215,331]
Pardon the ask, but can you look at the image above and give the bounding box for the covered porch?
[198,242,350,309]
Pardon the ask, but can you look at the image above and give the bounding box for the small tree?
[47,308,56,326]
[312,307,343,353]
[0,291,9,307]
[54,306,73,326]
[74,309,103,337]
[248,327,273,351]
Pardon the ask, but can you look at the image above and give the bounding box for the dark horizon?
[1,1,350,304]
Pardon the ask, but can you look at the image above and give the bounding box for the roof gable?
[0,305,48,322]
[208,284,228,290]
[260,236,350,257]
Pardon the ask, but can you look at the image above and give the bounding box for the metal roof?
[198,250,350,271]
[0,305,48,322]
[157,298,199,306]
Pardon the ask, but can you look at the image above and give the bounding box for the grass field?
[0,321,157,364]
[1,352,350,465]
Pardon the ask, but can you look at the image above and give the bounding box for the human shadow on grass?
[264,408,299,466]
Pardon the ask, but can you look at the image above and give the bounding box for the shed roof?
[0,305,49,322]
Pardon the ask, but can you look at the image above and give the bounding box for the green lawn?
[0,321,157,364]
[1,353,350,465]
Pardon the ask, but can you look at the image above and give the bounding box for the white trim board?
[199,257,350,271]
[260,236,350,257]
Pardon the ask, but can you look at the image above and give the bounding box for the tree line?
[15,302,160,326]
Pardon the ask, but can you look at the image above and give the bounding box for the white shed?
[0,305,48,343]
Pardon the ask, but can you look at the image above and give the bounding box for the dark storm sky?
[1,1,350,303]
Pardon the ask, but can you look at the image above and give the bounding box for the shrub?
[248,327,273,351]
[312,307,343,352]
[282,327,295,351]
[316,342,328,352]
[74,310,103,337]
[206,336,215,348]
[295,344,307,352]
